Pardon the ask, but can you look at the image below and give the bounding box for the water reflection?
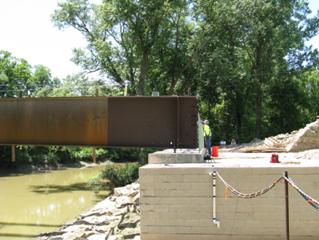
[0,166,107,240]
[30,182,94,194]
[0,233,38,238]
[0,222,60,227]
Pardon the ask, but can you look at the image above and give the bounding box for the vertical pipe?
[284,171,290,240]
[212,171,220,228]
[213,171,217,220]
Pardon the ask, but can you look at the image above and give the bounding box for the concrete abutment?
[140,150,319,240]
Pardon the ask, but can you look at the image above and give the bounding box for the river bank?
[0,165,109,239]
[38,182,141,240]
[0,160,113,177]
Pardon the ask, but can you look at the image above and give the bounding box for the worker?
[203,120,212,158]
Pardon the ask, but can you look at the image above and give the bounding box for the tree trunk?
[235,95,243,142]
[253,39,263,139]
[255,84,262,139]
[137,50,149,96]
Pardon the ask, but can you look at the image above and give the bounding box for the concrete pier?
[140,151,319,240]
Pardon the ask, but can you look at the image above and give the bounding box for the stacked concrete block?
[140,164,319,240]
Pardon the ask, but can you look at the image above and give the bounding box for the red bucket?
[271,154,280,163]
[211,146,219,158]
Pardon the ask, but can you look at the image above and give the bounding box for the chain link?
[215,171,283,199]
[283,176,319,211]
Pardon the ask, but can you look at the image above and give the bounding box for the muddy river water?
[0,166,106,239]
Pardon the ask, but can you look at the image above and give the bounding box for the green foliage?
[70,147,108,162]
[106,148,155,165]
[193,0,319,141]
[33,73,123,97]
[0,145,110,168]
[15,146,74,166]
[52,0,193,95]
[267,77,308,135]
[100,163,140,188]
[301,68,319,121]
[0,51,32,97]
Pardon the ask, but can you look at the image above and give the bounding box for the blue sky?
[308,0,319,48]
[0,0,318,80]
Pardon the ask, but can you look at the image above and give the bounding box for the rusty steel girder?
[0,96,198,148]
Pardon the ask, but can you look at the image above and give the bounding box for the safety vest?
[203,124,212,137]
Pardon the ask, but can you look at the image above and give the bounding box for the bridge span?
[0,96,198,148]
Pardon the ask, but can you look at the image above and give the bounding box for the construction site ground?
[207,148,319,168]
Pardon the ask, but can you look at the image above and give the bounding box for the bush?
[100,163,140,188]
[69,147,108,162]
[88,176,110,193]
[106,147,157,164]
[23,146,73,166]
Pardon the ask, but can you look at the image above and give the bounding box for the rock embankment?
[38,182,140,240]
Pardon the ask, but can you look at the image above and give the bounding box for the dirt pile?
[236,119,319,153]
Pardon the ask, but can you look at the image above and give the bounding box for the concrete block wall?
[148,149,204,164]
[140,164,319,240]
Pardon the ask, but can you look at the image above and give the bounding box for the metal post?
[92,147,96,163]
[124,80,129,96]
[92,88,99,163]
[11,145,16,162]
[175,97,180,153]
[284,171,290,240]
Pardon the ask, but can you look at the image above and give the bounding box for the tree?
[300,68,319,121]
[193,0,319,141]
[52,0,192,95]
[0,50,32,97]
[33,73,121,97]
[28,65,56,96]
